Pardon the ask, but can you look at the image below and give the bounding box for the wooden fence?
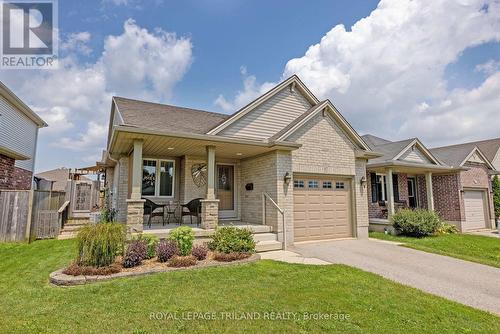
[0,190,66,242]
[0,190,31,242]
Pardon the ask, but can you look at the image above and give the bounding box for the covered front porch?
[366,162,463,231]
[107,126,296,241]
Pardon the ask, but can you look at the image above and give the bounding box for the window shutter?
[371,173,378,203]
[392,174,399,201]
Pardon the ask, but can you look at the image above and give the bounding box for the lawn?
[0,240,499,333]
[370,232,500,268]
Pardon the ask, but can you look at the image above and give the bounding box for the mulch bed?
[50,253,260,286]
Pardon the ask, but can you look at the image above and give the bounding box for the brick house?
[363,134,497,232]
[101,75,379,249]
[0,81,47,190]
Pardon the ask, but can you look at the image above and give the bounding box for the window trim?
[142,158,175,198]
[294,180,305,188]
[308,180,319,189]
[335,181,345,189]
[322,181,332,189]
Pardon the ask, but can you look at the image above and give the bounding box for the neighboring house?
[35,167,91,191]
[363,134,496,232]
[0,81,47,190]
[102,75,378,246]
[430,144,497,231]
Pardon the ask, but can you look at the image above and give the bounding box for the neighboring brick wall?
[416,175,428,210]
[433,174,463,222]
[0,153,32,190]
[397,173,409,204]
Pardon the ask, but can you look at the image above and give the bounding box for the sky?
[1,0,499,172]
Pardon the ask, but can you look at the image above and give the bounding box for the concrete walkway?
[259,250,329,265]
[467,229,499,238]
[291,239,500,315]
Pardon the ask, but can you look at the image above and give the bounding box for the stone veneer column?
[126,198,145,235]
[200,198,219,229]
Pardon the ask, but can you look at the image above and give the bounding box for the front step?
[58,218,91,239]
[256,240,283,252]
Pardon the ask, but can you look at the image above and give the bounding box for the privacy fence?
[0,190,67,242]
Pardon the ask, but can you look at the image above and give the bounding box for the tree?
[492,175,500,219]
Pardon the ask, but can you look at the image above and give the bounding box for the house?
[101,75,379,246]
[0,81,47,190]
[430,143,497,231]
[35,167,91,191]
[363,134,496,233]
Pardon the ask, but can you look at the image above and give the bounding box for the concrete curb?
[50,253,260,286]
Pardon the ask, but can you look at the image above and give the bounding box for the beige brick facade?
[116,156,129,223]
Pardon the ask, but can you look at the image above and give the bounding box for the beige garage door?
[293,176,352,242]
[463,190,487,231]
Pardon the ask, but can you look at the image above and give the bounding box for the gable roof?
[113,97,230,135]
[207,75,320,135]
[271,99,371,151]
[0,80,47,127]
[431,138,500,163]
[363,135,442,166]
[361,134,392,148]
[431,145,495,169]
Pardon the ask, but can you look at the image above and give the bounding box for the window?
[370,173,399,203]
[142,159,175,197]
[323,181,332,189]
[308,180,319,188]
[294,180,304,188]
[335,182,345,189]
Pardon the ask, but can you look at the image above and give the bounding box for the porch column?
[386,168,395,217]
[126,139,145,235]
[201,145,219,229]
[425,172,434,211]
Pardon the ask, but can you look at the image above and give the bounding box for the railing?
[262,192,286,250]
[58,201,70,230]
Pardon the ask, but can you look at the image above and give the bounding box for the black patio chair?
[143,198,166,227]
[180,198,203,225]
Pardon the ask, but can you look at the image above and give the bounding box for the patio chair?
[143,198,166,227]
[180,198,203,225]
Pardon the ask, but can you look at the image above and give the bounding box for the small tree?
[492,175,500,219]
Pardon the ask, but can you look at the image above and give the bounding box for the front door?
[407,177,417,208]
[216,164,235,218]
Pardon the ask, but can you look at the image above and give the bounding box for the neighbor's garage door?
[463,190,488,231]
[293,176,352,242]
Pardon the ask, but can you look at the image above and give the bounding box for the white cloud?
[214,66,276,112]
[217,0,500,146]
[60,32,92,55]
[2,20,193,169]
[475,59,500,75]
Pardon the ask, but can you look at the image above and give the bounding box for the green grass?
[370,232,500,268]
[0,239,499,333]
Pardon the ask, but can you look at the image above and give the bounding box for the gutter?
[367,160,468,172]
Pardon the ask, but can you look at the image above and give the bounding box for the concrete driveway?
[291,239,500,315]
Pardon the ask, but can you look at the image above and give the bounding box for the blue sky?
[1,0,500,172]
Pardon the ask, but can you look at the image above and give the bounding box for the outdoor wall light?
[360,176,367,188]
[284,172,292,185]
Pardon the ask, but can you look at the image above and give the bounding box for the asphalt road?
[292,238,500,315]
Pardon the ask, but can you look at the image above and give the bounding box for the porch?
[105,127,296,247]
[366,162,462,231]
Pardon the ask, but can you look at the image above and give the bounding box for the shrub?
[76,223,125,267]
[493,175,500,219]
[167,255,197,268]
[167,226,195,256]
[122,240,147,268]
[191,244,208,260]
[435,222,459,235]
[391,209,442,237]
[156,239,179,262]
[213,252,251,262]
[132,234,159,259]
[63,262,121,276]
[208,226,255,254]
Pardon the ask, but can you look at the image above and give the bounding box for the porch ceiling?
[109,126,300,159]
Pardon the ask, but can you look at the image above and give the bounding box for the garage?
[293,176,353,242]
[463,190,488,231]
